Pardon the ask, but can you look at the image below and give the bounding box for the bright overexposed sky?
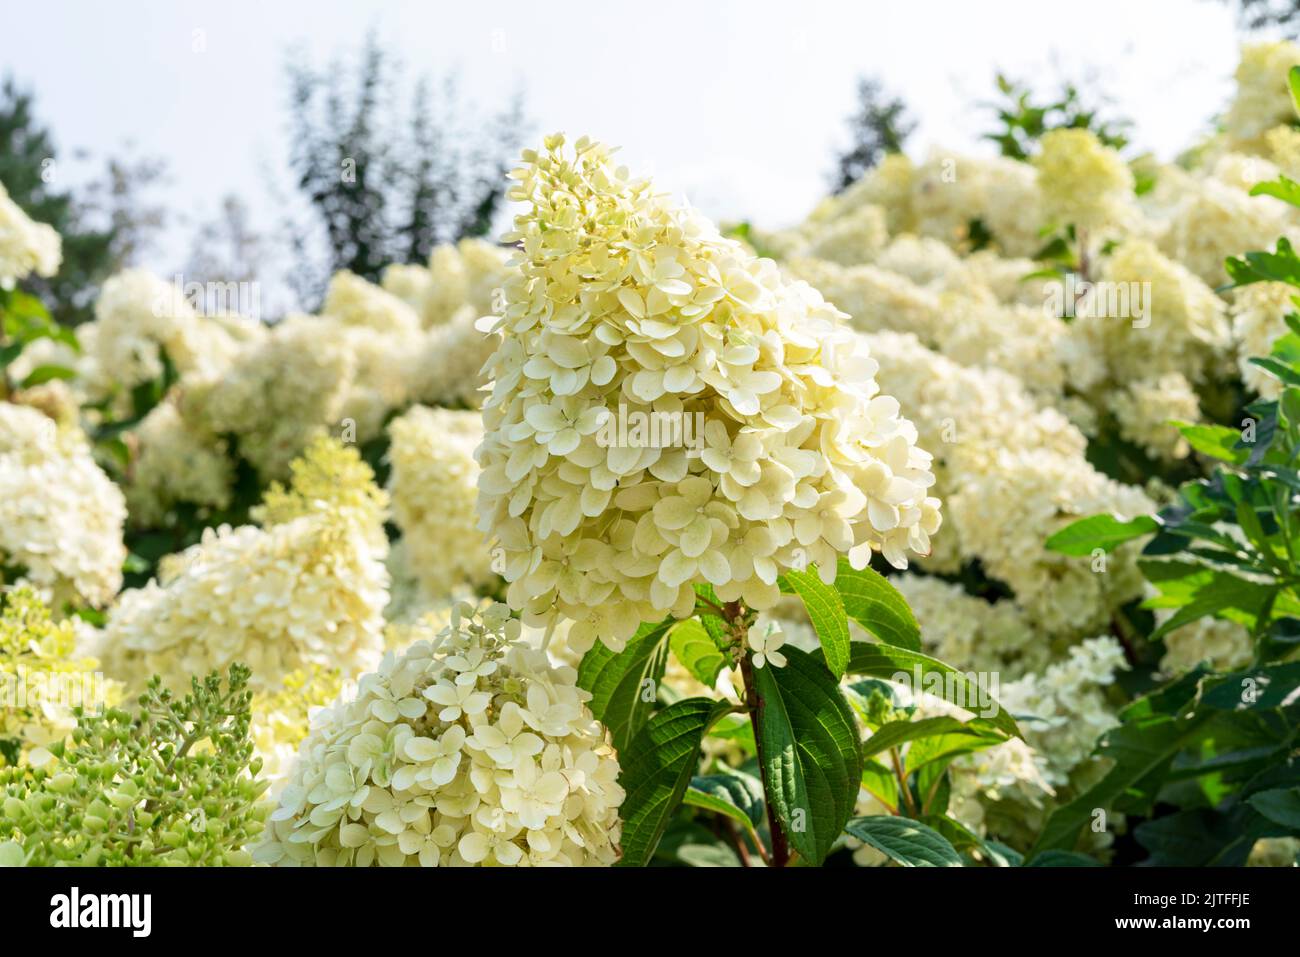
[1,0,1272,303]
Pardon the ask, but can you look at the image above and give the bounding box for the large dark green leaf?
[616,697,731,867]
[844,815,962,867]
[779,568,850,677]
[1249,787,1300,830]
[751,646,862,865]
[1201,662,1300,711]
[577,618,673,752]
[843,643,1021,738]
[831,557,921,652]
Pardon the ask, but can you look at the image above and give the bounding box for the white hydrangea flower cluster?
[863,330,1151,635]
[403,308,500,409]
[475,135,941,653]
[76,269,246,405]
[1157,613,1253,675]
[1108,372,1202,461]
[97,437,390,693]
[125,402,234,526]
[785,252,1070,401]
[1072,239,1231,386]
[0,180,61,288]
[387,405,496,603]
[90,246,503,500]
[251,667,346,799]
[381,239,511,409]
[891,574,1048,678]
[1155,161,1296,288]
[323,270,422,335]
[908,151,1047,257]
[255,602,624,866]
[1224,41,1300,148]
[999,636,1128,786]
[410,238,510,329]
[0,403,126,607]
[179,314,356,478]
[1033,128,1136,235]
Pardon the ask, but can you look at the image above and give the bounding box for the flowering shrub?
[1,41,1299,870]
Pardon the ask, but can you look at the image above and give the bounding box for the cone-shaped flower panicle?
[476,135,941,652]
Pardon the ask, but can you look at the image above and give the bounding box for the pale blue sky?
[2,0,1267,304]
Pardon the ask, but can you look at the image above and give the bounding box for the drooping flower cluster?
[0,403,127,607]
[255,602,624,866]
[387,406,496,604]
[476,135,941,652]
[97,437,389,693]
[0,180,60,288]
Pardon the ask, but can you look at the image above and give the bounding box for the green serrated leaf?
[1249,787,1300,829]
[577,618,673,752]
[616,697,731,867]
[861,716,1004,761]
[842,643,1021,738]
[1200,662,1300,711]
[684,769,765,850]
[751,646,861,865]
[832,557,920,651]
[18,364,76,389]
[1026,850,1102,867]
[1250,175,1300,207]
[668,618,728,689]
[779,567,850,677]
[1029,713,1214,856]
[1170,421,1250,465]
[844,815,963,867]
